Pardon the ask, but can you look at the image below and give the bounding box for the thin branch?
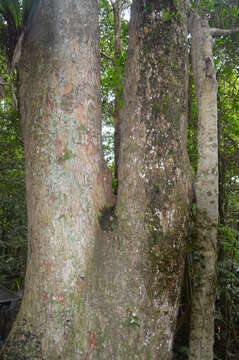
[109,0,115,10]
[16,136,24,145]
[225,134,239,152]
[100,51,113,63]
[0,83,11,87]
[10,31,25,72]
[210,27,239,37]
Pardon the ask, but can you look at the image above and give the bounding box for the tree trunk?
[82,1,192,359]
[189,13,219,360]
[1,0,108,359]
[1,1,192,359]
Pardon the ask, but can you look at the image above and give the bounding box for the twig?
[210,27,239,37]
[101,51,113,63]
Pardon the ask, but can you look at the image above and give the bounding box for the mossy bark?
[1,1,192,359]
[81,1,192,359]
[1,0,107,359]
[189,13,219,360]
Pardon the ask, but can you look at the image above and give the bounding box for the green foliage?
[0,55,26,291]
[0,0,40,30]
[99,0,117,167]
[161,8,178,22]
[99,0,129,167]
[126,310,140,328]
[108,162,118,192]
[216,224,239,359]
[174,2,239,359]
[207,1,239,357]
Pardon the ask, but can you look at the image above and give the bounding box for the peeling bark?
[189,13,219,360]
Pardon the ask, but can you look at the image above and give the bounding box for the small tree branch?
[225,134,239,150]
[210,27,239,37]
[16,136,24,145]
[0,82,11,86]
[109,0,115,10]
[10,31,25,72]
[100,51,113,63]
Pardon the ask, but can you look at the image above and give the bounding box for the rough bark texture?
[189,13,219,360]
[80,1,192,359]
[1,1,108,359]
[1,1,192,359]
[116,1,192,357]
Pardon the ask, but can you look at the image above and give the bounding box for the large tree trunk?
[1,1,192,359]
[116,0,192,356]
[189,13,219,360]
[82,1,192,359]
[1,0,108,359]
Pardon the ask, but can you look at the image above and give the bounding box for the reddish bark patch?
[46,93,55,111]
[45,262,52,273]
[76,103,85,122]
[86,135,95,155]
[50,192,57,203]
[56,295,65,303]
[63,83,72,95]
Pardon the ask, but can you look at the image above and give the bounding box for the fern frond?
[22,0,41,27]
[0,0,40,70]
[0,0,21,29]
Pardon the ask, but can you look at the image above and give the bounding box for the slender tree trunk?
[189,13,219,360]
[1,1,109,359]
[112,0,123,182]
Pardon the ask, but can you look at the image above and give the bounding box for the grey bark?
[88,0,192,358]
[82,1,192,358]
[189,12,219,360]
